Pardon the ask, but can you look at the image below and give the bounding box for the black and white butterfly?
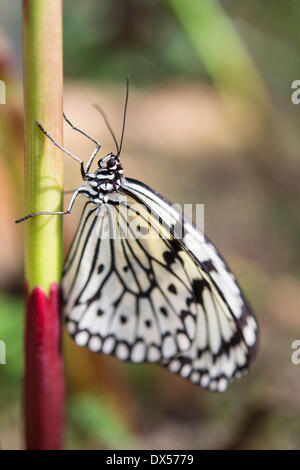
[16,79,258,392]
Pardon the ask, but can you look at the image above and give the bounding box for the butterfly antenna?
[118,75,129,156]
[93,104,119,155]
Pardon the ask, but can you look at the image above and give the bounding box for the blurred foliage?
[0,294,23,388]
[0,294,23,449]
[62,0,300,93]
[67,394,134,449]
[63,0,204,84]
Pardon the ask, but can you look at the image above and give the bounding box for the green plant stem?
[23,0,63,293]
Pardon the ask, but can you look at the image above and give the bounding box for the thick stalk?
[22,0,64,450]
[23,0,63,292]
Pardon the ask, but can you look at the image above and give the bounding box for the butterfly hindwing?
[121,178,258,391]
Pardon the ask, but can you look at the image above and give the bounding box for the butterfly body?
[81,153,124,200]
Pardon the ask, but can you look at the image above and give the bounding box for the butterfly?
[16,78,258,392]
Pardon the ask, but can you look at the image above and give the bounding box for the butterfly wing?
[121,178,258,391]
[63,177,257,391]
[63,196,203,363]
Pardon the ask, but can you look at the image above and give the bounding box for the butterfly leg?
[63,113,100,147]
[15,189,80,223]
[37,121,86,179]
[63,113,101,175]
[84,144,101,174]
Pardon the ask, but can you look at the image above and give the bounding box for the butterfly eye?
[108,157,117,168]
[98,159,102,168]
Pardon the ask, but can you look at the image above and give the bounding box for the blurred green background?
[0,0,300,449]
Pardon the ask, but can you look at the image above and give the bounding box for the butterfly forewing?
[63,194,204,363]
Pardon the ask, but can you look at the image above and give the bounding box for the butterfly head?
[87,152,124,194]
[98,153,120,171]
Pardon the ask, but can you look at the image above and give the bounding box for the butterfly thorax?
[85,153,124,196]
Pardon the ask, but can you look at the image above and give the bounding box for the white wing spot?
[147,345,161,362]
[162,335,177,358]
[190,371,200,383]
[102,336,116,354]
[75,331,89,346]
[184,315,195,339]
[243,324,256,346]
[168,359,181,373]
[131,342,146,363]
[200,374,209,388]
[218,378,228,392]
[180,363,192,377]
[89,335,102,352]
[66,321,76,335]
[209,380,217,391]
[116,343,129,361]
[176,333,190,351]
